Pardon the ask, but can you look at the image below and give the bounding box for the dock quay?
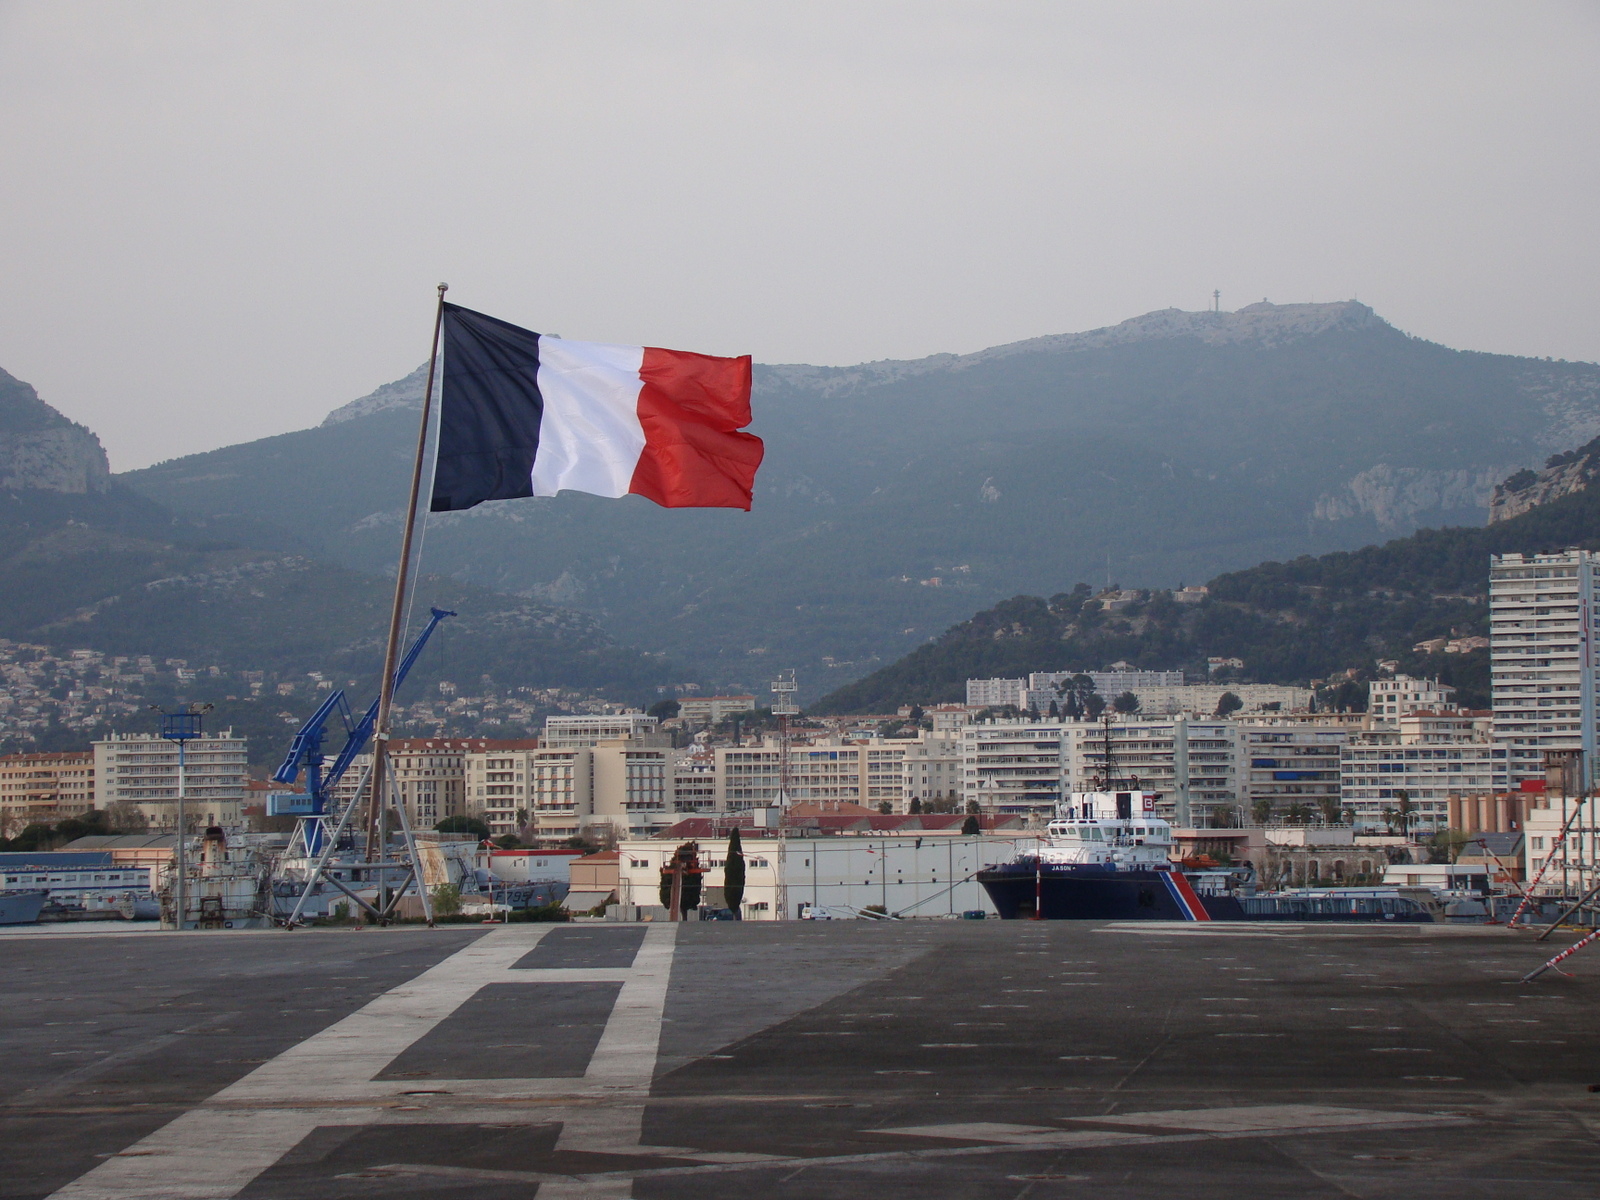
[4,919,1598,1199]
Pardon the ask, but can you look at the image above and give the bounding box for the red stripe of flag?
[630,347,763,510]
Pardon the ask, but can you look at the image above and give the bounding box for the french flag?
[429,304,764,513]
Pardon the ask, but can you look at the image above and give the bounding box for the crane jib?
[270,607,456,812]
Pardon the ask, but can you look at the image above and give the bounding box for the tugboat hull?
[977,865,1435,922]
[978,866,1197,921]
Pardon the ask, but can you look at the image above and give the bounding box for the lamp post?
[157,705,208,929]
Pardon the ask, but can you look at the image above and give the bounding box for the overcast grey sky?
[1,1,1596,470]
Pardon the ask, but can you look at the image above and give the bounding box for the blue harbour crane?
[269,607,454,859]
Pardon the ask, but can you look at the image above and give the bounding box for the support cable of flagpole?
[366,283,447,866]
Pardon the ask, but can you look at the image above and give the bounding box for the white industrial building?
[614,834,1036,920]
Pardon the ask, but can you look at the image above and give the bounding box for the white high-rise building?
[965,678,1028,708]
[1489,550,1598,784]
[92,730,249,830]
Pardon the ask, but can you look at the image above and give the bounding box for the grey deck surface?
[4,919,1599,1199]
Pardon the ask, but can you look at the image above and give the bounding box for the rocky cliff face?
[320,363,427,426]
[0,369,110,494]
[1489,435,1600,523]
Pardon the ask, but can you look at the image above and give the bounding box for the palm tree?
[1394,789,1415,838]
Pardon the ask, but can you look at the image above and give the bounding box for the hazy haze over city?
[0,0,1596,470]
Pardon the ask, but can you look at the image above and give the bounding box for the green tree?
[908,704,924,723]
[1317,796,1342,825]
[1284,803,1312,826]
[877,800,892,814]
[1112,691,1141,714]
[722,827,746,918]
[435,815,491,839]
[431,882,461,916]
[647,698,681,720]
[1084,692,1107,720]
[52,810,111,843]
[909,797,923,814]
[961,814,980,835]
[1214,691,1243,717]
[1251,798,1275,825]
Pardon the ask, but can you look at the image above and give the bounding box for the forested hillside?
[814,468,1600,714]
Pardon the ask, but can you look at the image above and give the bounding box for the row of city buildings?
[0,678,1530,843]
[2,549,1596,847]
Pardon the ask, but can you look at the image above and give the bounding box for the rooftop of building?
[61,835,178,850]
[657,813,1024,840]
[0,750,94,764]
[389,737,542,751]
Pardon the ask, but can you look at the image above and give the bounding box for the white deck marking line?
[369,1105,1473,1187]
[539,923,680,1199]
[47,926,553,1200]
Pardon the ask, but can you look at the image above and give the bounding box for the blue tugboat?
[976,789,1435,923]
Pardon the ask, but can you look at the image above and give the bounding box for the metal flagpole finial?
[437,283,448,295]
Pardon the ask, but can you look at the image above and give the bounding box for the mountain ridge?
[118,301,1600,699]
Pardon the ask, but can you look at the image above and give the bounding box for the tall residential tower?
[1489,550,1598,785]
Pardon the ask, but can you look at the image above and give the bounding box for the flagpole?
[366,283,448,861]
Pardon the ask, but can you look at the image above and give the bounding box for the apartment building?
[526,737,681,843]
[542,713,657,748]
[387,737,480,830]
[592,740,673,838]
[1238,724,1347,820]
[463,739,542,838]
[961,721,1067,822]
[1340,711,1507,832]
[0,750,95,831]
[1490,550,1596,784]
[965,678,1028,708]
[529,745,593,841]
[92,731,248,830]
[1368,674,1458,728]
[676,696,756,725]
[671,755,718,814]
[1023,669,1185,709]
[1065,719,1241,825]
[712,733,960,814]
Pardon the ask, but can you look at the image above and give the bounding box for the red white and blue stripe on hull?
[1160,869,1213,921]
